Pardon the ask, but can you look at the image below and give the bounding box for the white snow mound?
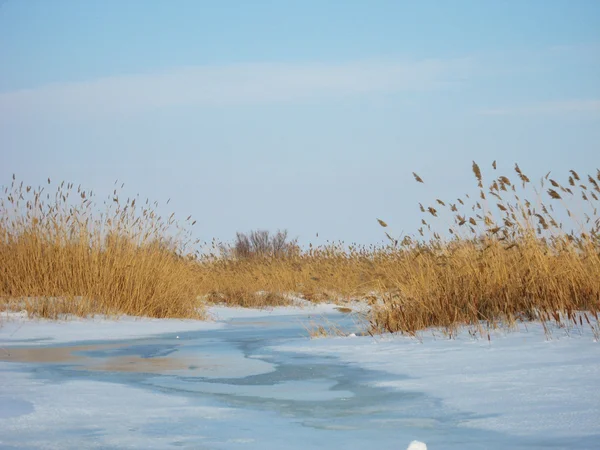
[407,441,427,450]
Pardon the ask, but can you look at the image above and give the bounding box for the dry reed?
[0,177,203,319]
[368,162,600,334]
[2,162,599,336]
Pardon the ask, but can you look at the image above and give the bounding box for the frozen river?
[1,306,599,449]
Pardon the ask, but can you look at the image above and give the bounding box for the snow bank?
[207,302,349,320]
[0,315,223,346]
[0,303,349,346]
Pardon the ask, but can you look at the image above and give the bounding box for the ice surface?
[147,377,354,401]
[0,365,236,449]
[274,321,600,441]
[1,306,599,449]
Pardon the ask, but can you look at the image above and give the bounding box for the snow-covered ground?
[0,302,343,346]
[274,321,600,442]
[206,302,349,321]
[1,306,598,449]
[0,313,223,346]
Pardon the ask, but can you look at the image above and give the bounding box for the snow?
[0,314,224,346]
[207,302,349,320]
[273,321,600,440]
[0,365,236,449]
[1,305,599,449]
[0,303,346,346]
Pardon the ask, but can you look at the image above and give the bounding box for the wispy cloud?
[479,100,600,116]
[0,58,473,120]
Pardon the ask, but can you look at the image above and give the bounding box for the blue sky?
[1,0,599,246]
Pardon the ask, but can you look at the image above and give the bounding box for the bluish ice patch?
[0,396,34,419]
[146,377,354,401]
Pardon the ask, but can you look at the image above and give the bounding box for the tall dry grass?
[0,177,203,319]
[191,162,600,334]
[369,162,600,334]
[2,162,599,335]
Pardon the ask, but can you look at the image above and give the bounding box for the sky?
[1,0,599,247]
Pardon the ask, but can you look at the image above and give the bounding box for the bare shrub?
[223,229,299,259]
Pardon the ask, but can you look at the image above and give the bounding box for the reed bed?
[0,177,203,319]
[369,162,600,334]
[1,162,599,336]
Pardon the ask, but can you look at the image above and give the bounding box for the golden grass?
[368,162,600,335]
[0,177,204,319]
[1,162,599,336]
